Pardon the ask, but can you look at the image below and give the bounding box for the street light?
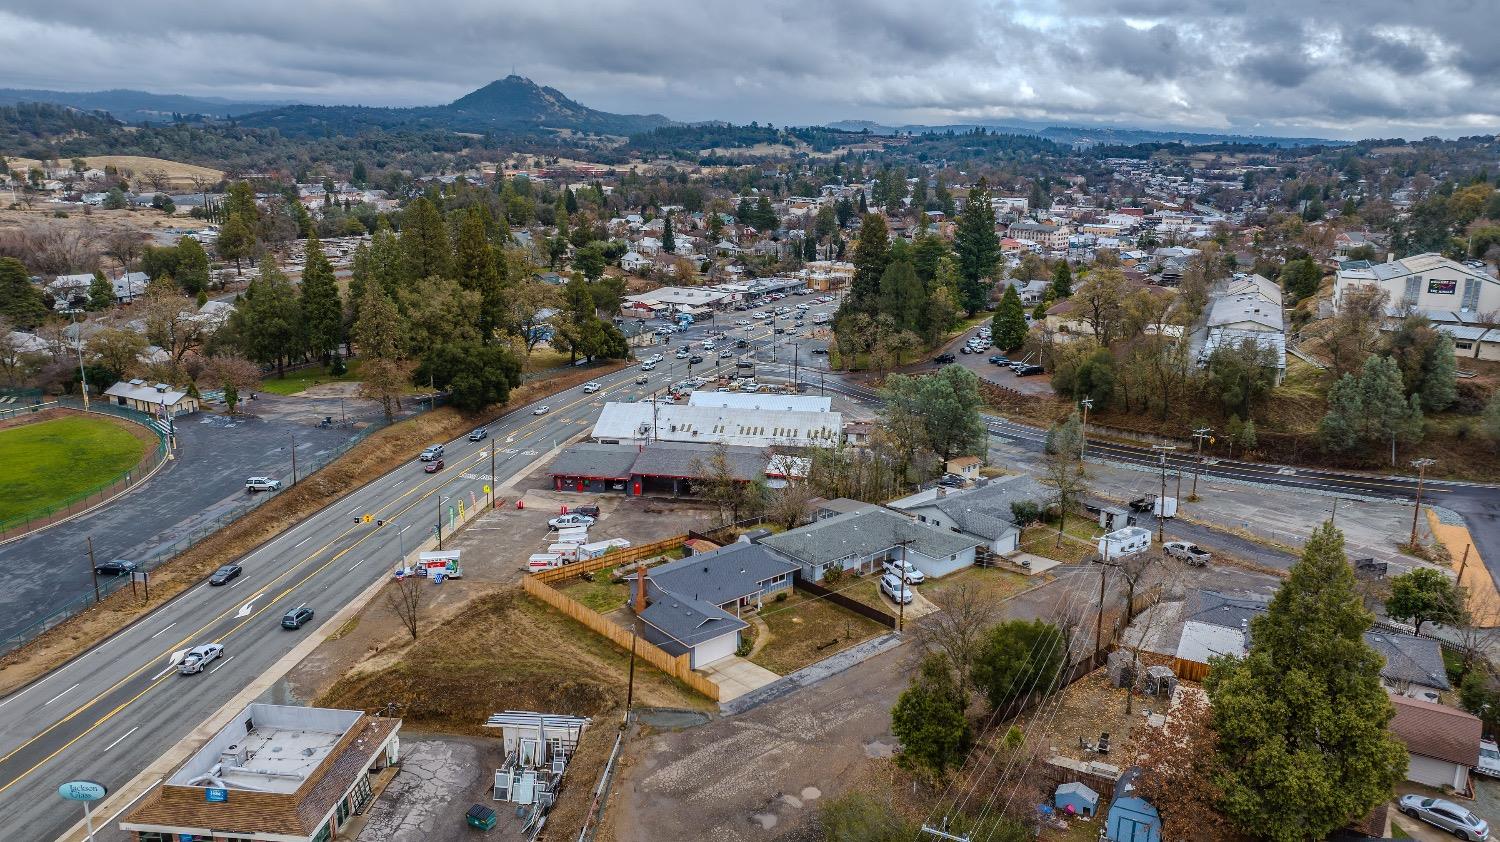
[397,522,413,560]
[1190,427,1212,501]
[1078,397,1094,459]
[1409,458,1436,547]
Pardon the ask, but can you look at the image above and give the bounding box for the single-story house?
[634,580,747,669]
[1105,767,1161,842]
[889,474,1049,555]
[620,251,650,273]
[628,541,798,617]
[760,503,981,581]
[103,378,200,416]
[1388,694,1482,793]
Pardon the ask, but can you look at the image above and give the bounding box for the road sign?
[363,514,374,523]
[483,484,491,494]
[57,780,107,801]
[205,787,228,802]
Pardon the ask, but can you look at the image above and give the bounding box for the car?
[568,504,601,519]
[208,564,242,586]
[773,328,785,335]
[719,349,733,358]
[736,361,755,369]
[1128,496,1157,513]
[796,303,810,310]
[1398,795,1489,840]
[424,458,444,473]
[549,513,596,529]
[178,643,224,675]
[1163,541,1211,566]
[879,573,914,604]
[702,341,715,350]
[468,428,488,441]
[936,474,966,488]
[281,605,315,629]
[583,381,602,393]
[988,355,1011,365]
[1015,364,1045,376]
[934,353,956,363]
[653,326,673,335]
[533,405,550,415]
[959,346,971,354]
[675,349,689,358]
[650,353,664,362]
[811,347,828,355]
[636,375,649,385]
[882,559,926,585]
[689,355,704,364]
[1479,739,1500,780]
[420,444,444,461]
[94,559,138,576]
[245,476,282,493]
[735,319,751,326]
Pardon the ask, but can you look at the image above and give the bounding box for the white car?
[735,319,751,326]
[796,303,810,310]
[675,349,689,359]
[532,405,550,415]
[178,643,224,675]
[880,573,914,605]
[882,559,925,584]
[583,382,601,393]
[245,476,282,493]
[549,513,596,529]
[1478,739,1500,779]
[702,341,715,350]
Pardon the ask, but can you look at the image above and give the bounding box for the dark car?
[209,564,242,586]
[735,339,748,348]
[281,605,314,629]
[934,353,956,364]
[468,428,488,441]
[1015,364,1044,376]
[811,347,828,355]
[773,327,785,334]
[689,355,704,364]
[425,458,445,473]
[94,559,138,576]
[988,355,1011,365]
[570,504,601,519]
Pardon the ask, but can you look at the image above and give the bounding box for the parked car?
[245,476,282,493]
[1163,541,1211,566]
[936,474,966,488]
[420,445,444,461]
[208,564,242,586]
[959,346,972,354]
[569,505,601,519]
[468,428,488,441]
[1128,496,1156,512]
[281,605,315,629]
[178,643,224,675]
[1479,739,1500,780]
[811,347,828,355]
[94,559,138,576]
[879,573,914,604]
[882,559,926,584]
[424,459,444,473]
[676,349,690,358]
[583,381,602,393]
[1014,364,1044,376]
[532,405,550,415]
[1398,795,1489,840]
[549,513,596,529]
[934,353,956,364]
[988,355,1011,365]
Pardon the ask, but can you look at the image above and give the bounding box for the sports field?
[0,415,149,524]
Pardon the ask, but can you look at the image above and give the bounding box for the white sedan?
[532,405,550,415]
[582,382,601,393]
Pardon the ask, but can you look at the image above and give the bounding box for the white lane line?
[391,481,404,489]
[147,622,176,640]
[102,726,139,753]
[294,535,312,548]
[208,656,234,675]
[348,558,365,572]
[0,685,34,709]
[43,683,79,706]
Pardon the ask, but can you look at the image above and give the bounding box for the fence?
[523,575,720,701]
[793,578,897,629]
[529,536,688,586]
[576,733,624,842]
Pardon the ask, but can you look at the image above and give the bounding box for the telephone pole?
[1078,396,1094,460]
[1409,458,1436,547]
[1150,445,1177,543]
[86,536,99,604]
[1190,427,1212,500]
[289,435,298,486]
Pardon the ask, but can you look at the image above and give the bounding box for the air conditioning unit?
[220,743,248,768]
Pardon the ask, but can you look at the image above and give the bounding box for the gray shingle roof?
[632,542,798,608]
[638,583,747,650]
[761,505,979,566]
[929,475,1048,540]
[630,442,766,481]
[547,443,639,480]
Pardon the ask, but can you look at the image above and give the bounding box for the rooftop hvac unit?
[220,743,248,768]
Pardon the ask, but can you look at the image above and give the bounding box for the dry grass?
[747,590,886,675]
[924,566,1032,608]
[0,363,624,696]
[5,155,223,189]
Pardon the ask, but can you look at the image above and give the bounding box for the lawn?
[747,589,887,675]
[1020,518,1103,564]
[924,566,1031,608]
[257,359,366,395]
[557,565,630,614]
[0,415,149,523]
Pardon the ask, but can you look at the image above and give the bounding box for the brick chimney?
[634,562,649,613]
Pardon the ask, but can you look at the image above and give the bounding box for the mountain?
[825,118,1343,148]
[0,88,291,124]
[233,76,672,137]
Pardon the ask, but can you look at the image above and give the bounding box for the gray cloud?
[0,0,1497,139]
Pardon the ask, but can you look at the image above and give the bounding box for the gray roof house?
[889,474,1049,555]
[636,585,747,669]
[761,503,981,581]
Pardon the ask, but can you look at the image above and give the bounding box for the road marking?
[42,684,79,706]
[102,726,139,753]
[147,622,176,640]
[0,686,33,710]
[348,558,365,572]
[235,594,263,618]
[208,656,233,675]
[294,536,312,548]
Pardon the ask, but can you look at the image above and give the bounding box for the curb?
[718,632,905,717]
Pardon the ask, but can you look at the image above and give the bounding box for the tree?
[1050,261,1073,298]
[1206,338,1278,418]
[87,270,114,311]
[1485,391,1500,445]
[174,236,211,297]
[991,285,1028,350]
[217,213,255,276]
[201,354,261,414]
[661,213,674,253]
[299,234,343,362]
[398,197,450,283]
[847,214,890,313]
[1204,521,1408,842]
[102,187,126,210]
[1327,286,1388,378]
[141,284,211,378]
[0,258,48,328]
[86,327,146,382]
[1074,267,1129,347]
[1385,567,1460,635]
[453,207,506,343]
[1385,315,1456,412]
[817,792,916,842]
[765,480,813,530]
[971,619,1065,712]
[891,655,972,779]
[1277,258,1322,302]
[691,443,757,525]
[573,242,608,282]
[224,181,260,228]
[1041,412,1087,547]
[953,183,998,314]
[915,583,996,701]
[232,259,301,377]
[385,575,427,640]
[1321,354,1424,457]
[876,259,925,329]
[416,341,520,411]
[883,367,985,462]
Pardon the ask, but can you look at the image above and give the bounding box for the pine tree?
[174,236,211,296]
[661,214,675,254]
[847,214,889,313]
[1205,522,1407,841]
[453,207,505,343]
[217,213,255,276]
[1050,261,1073,298]
[877,260,925,329]
[992,284,1028,350]
[564,187,579,215]
[953,181,998,315]
[398,197,450,282]
[300,234,344,362]
[891,655,972,778]
[224,181,260,227]
[755,195,777,229]
[87,270,114,311]
[1359,354,1423,450]
[1419,332,1457,412]
[233,259,301,376]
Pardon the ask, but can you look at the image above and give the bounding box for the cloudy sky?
[2,0,1498,139]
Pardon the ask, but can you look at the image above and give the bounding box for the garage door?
[692,633,739,668]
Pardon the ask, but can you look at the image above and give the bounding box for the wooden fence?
[529,535,688,585]
[522,573,720,701]
[1172,658,1211,682]
[794,579,897,629]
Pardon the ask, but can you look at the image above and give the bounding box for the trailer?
[528,553,565,571]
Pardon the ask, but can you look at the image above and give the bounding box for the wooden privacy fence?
[794,579,897,629]
[529,535,688,585]
[522,574,720,701]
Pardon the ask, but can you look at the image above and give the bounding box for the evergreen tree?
[1205,522,1407,842]
[972,620,1065,712]
[564,187,579,214]
[453,207,505,343]
[174,236,211,296]
[87,270,114,311]
[661,214,674,253]
[299,234,344,362]
[224,181,260,228]
[351,161,368,186]
[754,195,777,229]
[735,197,753,224]
[953,182,998,314]
[802,235,817,261]
[1419,333,1457,412]
[232,259,301,376]
[217,213,255,276]
[1050,261,1073,298]
[891,655,972,778]
[1278,258,1322,302]
[847,214,890,313]
[398,197,450,282]
[911,227,950,283]
[877,260,926,330]
[1385,567,1460,634]
[992,284,1028,350]
[354,281,405,361]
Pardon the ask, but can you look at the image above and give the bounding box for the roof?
[1341,252,1496,286]
[761,505,980,567]
[548,443,640,480]
[1176,619,1248,663]
[1055,781,1099,804]
[629,542,798,606]
[630,441,768,481]
[927,474,1049,540]
[638,584,748,650]
[686,391,833,413]
[104,379,190,406]
[1365,631,1450,690]
[591,401,841,448]
[1389,695,1481,766]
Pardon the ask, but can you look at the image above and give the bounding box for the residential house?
[889,474,1048,556]
[1198,273,1286,384]
[620,251,650,273]
[630,541,798,618]
[1388,695,1482,793]
[760,503,981,581]
[1014,279,1050,306]
[945,456,982,483]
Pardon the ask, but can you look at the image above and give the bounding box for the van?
[736,361,754,370]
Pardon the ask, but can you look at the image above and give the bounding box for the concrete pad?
[1008,552,1062,576]
[699,656,780,702]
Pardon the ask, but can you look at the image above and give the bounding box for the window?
[311,822,332,842]
[1463,277,1481,310]
[1404,275,1421,303]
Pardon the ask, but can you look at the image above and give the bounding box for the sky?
[2,0,1498,140]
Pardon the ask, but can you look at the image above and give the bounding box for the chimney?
[1386,252,1394,264]
[634,563,648,613]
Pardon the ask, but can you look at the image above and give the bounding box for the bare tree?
[201,354,262,414]
[765,480,814,530]
[914,583,997,702]
[385,576,426,641]
[140,286,211,378]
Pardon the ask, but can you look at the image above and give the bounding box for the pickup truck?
[1164,541,1211,566]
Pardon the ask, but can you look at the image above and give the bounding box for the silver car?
[1399,794,1489,840]
[178,643,224,675]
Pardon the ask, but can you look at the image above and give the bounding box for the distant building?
[104,379,200,416]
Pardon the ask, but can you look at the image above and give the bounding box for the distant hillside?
[235,76,672,137]
[0,88,290,124]
[825,119,1343,148]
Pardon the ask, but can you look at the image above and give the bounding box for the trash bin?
[466,803,497,830]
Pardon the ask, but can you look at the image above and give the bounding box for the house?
[945,456,982,483]
[628,541,798,618]
[1334,252,1499,317]
[760,503,981,581]
[482,711,588,805]
[120,703,401,842]
[888,474,1048,555]
[1014,279,1050,306]
[1104,767,1161,842]
[1198,273,1286,384]
[632,565,749,668]
[620,250,650,273]
[1388,695,1482,793]
[103,378,201,416]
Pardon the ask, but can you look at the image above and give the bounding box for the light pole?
[1150,444,1178,544]
[1409,458,1436,547]
[1190,427,1212,501]
[1078,397,1094,459]
[67,309,90,410]
[289,434,298,486]
[397,522,412,560]
[436,495,449,550]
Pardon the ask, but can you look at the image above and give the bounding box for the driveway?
[699,656,781,702]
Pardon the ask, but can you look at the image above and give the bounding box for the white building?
[1335,253,1499,317]
[590,401,842,449]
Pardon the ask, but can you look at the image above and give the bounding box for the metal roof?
[547,443,640,480]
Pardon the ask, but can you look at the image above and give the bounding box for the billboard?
[1428,279,1457,294]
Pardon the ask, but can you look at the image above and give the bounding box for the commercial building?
[590,400,841,449]
[1334,253,1498,317]
[104,378,201,416]
[120,703,401,842]
[548,440,794,497]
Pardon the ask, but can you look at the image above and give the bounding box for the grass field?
[747,589,886,675]
[0,416,149,523]
[4,155,223,190]
[257,360,366,395]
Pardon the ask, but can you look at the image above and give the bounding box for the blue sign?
[58,780,107,801]
[205,787,228,803]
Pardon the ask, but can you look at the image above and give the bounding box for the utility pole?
[1095,551,1109,663]
[490,443,497,508]
[436,495,446,550]
[289,435,298,486]
[1190,427,1212,500]
[1409,458,1436,547]
[1150,445,1177,544]
[895,536,913,632]
[70,309,90,411]
[86,536,99,604]
[1078,397,1093,460]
